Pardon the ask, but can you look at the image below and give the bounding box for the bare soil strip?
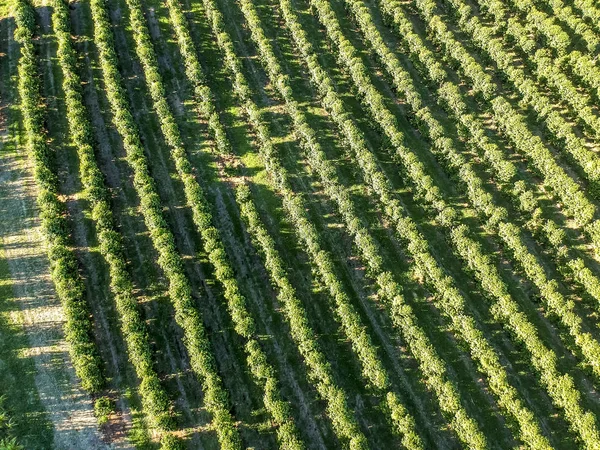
[0,133,108,450]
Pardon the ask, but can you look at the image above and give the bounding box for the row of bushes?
[277,0,498,447]
[365,0,600,445]
[358,0,600,382]
[546,0,599,53]
[310,0,568,444]
[474,0,600,140]
[14,0,104,395]
[413,0,600,244]
[236,185,368,448]
[87,0,240,447]
[121,0,304,446]
[406,0,600,310]
[234,0,425,446]
[573,0,600,32]
[499,0,569,52]
[509,0,599,53]
[378,0,600,357]
[163,0,371,446]
[421,0,600,201]
[50,0,175,436]
[199,1,404,448]
[563,51,600,105]
[359,0,600,441]
[247,0,492,445]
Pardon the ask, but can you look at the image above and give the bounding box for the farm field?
[3,0,600,447]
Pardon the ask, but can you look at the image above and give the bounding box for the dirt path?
[0,125,109,450]
[36,3,137,446]
[0,5,112,448]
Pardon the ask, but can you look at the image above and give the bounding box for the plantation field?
[3,0,600,447]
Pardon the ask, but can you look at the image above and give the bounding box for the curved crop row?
[406,0,600,249]
[297,0,563,446]
[51,0,175,436]
[346,0,600,383]
[476,0,600,137]
[14,0,104,394]
[164,0,373,444]
[377,0,600,336]
[87,0,241,447]
[419,0,600,197]
[121,0,305,446]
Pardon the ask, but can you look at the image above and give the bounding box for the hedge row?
[236,185,369,448]
[306,0,569,445]
[50,0,176,437]
[163,0,369,446]
[87,0,240,447]
[508,0,599,53]
[562,51,600,104]
[198,1,413,448]
[474,0,600,138]
[409,0,600,247]
[573,0,600,33]
[352,0,600,378]
[436,0,600,243]
[276,0,492,446]
[357,0,600,445]
[121,0,305,446]
[248,0,494,445]
[543,0,600,53]
[348,0,600,444]
[500,0,569,52]
[419,0,600,199]
[378,0,600,348]
[235,0,426,446]
[14,0,104,394]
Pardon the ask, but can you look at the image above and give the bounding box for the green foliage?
[123,0,303,446]
[435,0,600,207]
[379,0,600,446]
[0,438,23,450]
[94,397,114,426]
[198,0,429,446]
[0,397,22,450]
[14,0,104,395]
[49,0,175,433]
[164,0,374,445]
[236,185,370,447]
[465,0,600,170]
[159,432,184,450]
[573,0,600,30]
[87,0,240,446]
[306,0,559,446]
